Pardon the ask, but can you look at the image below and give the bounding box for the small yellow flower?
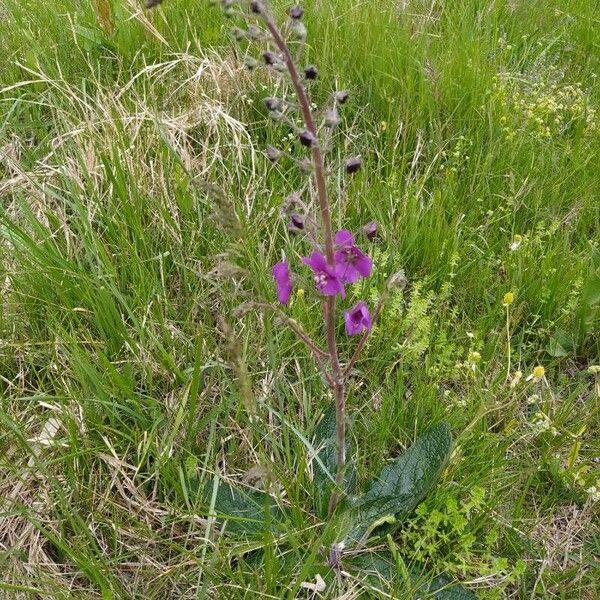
[503,292,514,306]
[380,121,387,131]
[526,365,546,383]
[588,365,600,375]
[296,288,305,298]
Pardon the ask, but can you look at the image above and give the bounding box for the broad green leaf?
[344,422,453,546]
[203,479,288,537]
[312,403,357,517]
[350,551,477,599]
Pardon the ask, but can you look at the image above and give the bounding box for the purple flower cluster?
[272,228,374,336]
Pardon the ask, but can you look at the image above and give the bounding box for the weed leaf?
[203,479,288,537]
[344,422,452,546]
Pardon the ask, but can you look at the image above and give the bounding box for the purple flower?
[302,252,345,298]
[344,302,372,336]
[272,259,293,304]
[334,230,372,284]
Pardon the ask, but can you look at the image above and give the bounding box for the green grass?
[1,0,599,598]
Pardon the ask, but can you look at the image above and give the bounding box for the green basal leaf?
[350,551,477,599]
[203,479,288,537]
[344,422,453,546]
[312,402,357,517]
[547,329,576,357]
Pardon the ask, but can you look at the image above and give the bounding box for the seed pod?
[324,108,340,128]
[289,5,304,19]
[263,51,277,65]
[334,90,349,104]
[298,129,315,147]
[250,0,263,14]
[264,96,281,111]
[265,146,282,162]
[345,156,362,174]
[304,65,318,80]
[145,0,164,8]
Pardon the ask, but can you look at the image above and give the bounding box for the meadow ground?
[0,0,599,598]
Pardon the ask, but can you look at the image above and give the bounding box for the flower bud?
[361,221,377,240]
[264,96,281,111]
[265,146,282,162]
[304,65,318,80]
[298,129,316,147]
[324,108,340,128]
[145,0,164,8]
[289,5,304,19]
[334,90,349,104]
[288,213,305,233]
[263,51,277,65]
[345,156,362,174]
[250,0,263,14]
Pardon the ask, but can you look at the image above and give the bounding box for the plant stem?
[505,306,511,382]
[261,15,335,262]
[260,8,345,514]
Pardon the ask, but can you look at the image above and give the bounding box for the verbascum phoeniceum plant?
[148,1,476,597]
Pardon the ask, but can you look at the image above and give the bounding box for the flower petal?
[272,260,293,304]
[334,229,354,248]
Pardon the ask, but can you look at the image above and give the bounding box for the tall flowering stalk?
[253,0,375,514]
[233,0,378,515]
[151,0,387,516]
